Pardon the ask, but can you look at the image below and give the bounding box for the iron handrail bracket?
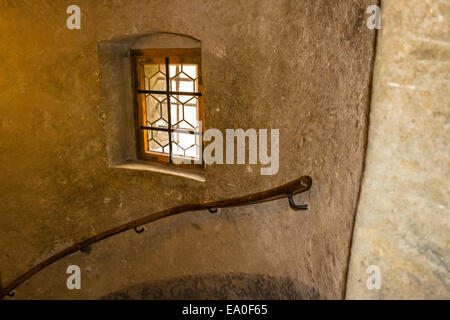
[0,175,312,299]
[288,193,309,210]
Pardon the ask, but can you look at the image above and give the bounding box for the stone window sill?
[110,160,206,183]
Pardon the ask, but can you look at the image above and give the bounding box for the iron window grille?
[132,48,204,165]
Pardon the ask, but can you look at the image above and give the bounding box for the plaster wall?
[0,0,376,299]
[347,0,449,299]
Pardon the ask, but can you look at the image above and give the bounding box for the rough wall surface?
[0,0,376,299]
[347,0,449,299]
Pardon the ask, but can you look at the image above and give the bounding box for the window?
[131,48,204,167]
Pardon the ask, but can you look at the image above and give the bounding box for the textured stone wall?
[0,0,376,299]
[347,0,449,299]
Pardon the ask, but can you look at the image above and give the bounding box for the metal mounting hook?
[7,291,15,297]
[208,208,218,214]
[134,227,145,234]
[80,246,91,254]
[288,193,308,211]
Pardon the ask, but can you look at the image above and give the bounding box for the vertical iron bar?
[165,57,173,163]
[175,65,180,150]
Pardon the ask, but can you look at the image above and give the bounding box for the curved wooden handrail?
[0,176,312,299]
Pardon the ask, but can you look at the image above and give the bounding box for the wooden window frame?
[131,48,205,170]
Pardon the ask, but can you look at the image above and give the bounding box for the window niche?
[98,33,205,182]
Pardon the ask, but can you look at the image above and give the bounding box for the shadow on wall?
[102,273,321,300]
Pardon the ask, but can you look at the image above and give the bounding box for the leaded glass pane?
[139,58,202,162]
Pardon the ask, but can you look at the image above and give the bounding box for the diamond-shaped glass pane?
[170,96,198,129]
[169,64,198,92]
[145,94,168,125]
[148,130,169,153]
[170,97,198,129]
[184,144,200,158]
[172,133,199,158]
[182,65,197,79]
[144,64,166,91]
[183,105,198,128]
[148,140,163,153]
